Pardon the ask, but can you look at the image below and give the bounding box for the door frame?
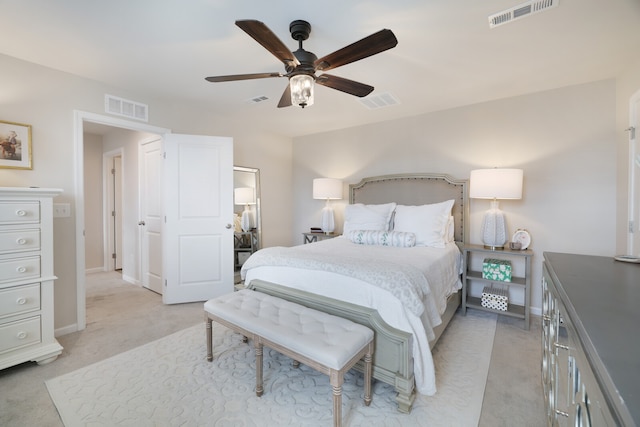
[628,90,640,255]
[74,110,170,331]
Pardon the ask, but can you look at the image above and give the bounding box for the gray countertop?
[543,252,639,425]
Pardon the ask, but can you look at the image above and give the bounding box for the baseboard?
[121,274,138,285]
[55,323,79,337]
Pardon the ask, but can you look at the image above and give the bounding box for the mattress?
[241,236,463,395]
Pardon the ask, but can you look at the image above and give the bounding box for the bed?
[241,173,469,413]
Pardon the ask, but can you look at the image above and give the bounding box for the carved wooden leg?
[206,318,213,362]
[330,371,344,427]
[364,346,373,407]
[255,340,264,397]
[332,383,343,427]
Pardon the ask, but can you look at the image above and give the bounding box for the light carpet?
[46,310,496,426]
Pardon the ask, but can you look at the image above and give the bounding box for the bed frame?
[248,173,469,413]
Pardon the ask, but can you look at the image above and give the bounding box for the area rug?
[46,310,496,426]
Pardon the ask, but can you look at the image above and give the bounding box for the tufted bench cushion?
[204,289,374,427]
[204,289,373,370]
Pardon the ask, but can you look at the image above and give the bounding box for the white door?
[162,133,234,304]
[139,138,163,294]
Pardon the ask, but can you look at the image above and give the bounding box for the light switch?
[53,203,71,218]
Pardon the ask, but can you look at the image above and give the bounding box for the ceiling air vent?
[105,94,149,122]
[489,0,559,28]
[246,95,269,105]
[359,92,400,110]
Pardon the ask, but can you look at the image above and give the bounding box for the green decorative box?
[482,258,512,282]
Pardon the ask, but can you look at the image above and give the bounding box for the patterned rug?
[46,310,496,426]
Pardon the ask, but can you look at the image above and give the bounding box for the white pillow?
[393,200,455,248]
[342,203,396,236]
[348,230,416,247]
[446,215,455,242]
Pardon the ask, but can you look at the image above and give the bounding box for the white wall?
[0,53,293,332]
[292,80,618,313]
[83,133,104,271]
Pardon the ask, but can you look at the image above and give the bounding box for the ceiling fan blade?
[314,29,398,72]
[277,84,292,108]
[315,74,374,97]
[205,72,283,82]
[235,20,299,67]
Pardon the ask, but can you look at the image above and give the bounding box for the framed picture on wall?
[0,120,32,170]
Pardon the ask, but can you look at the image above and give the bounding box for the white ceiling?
[2,0,640,138]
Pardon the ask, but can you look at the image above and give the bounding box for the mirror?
[233,166,261,274]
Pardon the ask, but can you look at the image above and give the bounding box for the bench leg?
[255,340,264,397]
[364,347,373,407]
[206,318,213,362]
[331,379,343,427]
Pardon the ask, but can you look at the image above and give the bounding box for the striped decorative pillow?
[348,230,416,247]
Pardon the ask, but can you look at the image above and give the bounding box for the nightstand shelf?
[462,243,532,329]
[302,232,338,244]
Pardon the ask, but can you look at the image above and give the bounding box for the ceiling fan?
[205,19,398,108]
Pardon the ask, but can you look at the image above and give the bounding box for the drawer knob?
[16,297,27,305]
[15,209,27,217]
[16,266,27,273]
[16,331,28,340]
[16,238,27,245]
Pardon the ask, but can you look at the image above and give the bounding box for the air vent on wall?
[489,0,559,28]
[359,92,400,110]
[104,94,149,122]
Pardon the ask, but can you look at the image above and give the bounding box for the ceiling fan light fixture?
[290,74,314,108]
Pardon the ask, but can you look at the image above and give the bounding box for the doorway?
[75,110,170,331]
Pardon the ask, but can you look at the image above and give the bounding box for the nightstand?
[302,232,338,244]
[462,243,533,330]
[234,231,258,269]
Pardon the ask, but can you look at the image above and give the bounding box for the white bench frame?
[205,293,374,427]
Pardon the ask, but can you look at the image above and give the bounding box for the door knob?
[225,224,232,229]
[138,221,146,226]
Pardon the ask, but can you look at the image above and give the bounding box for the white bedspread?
[241,237,463,395]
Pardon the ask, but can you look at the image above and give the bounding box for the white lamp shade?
[313,178,342,200]
[470,169,523,200]
[234,187,255,205]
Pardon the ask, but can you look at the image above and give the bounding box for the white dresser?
[0,187,63,370]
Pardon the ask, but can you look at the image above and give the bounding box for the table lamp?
[470,168,523,250]
[313,178,342,234]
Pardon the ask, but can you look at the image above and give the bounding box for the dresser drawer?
[0,316,41,354]
[0,283,40,319]
[0,256,40,283]
[0,229,40,255]
[0,202,40,225]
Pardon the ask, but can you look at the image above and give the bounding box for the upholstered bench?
[204,289,374,427]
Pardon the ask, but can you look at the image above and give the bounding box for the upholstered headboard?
[349,173,469,244]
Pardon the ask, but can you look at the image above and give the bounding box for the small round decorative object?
[512,229,531,250]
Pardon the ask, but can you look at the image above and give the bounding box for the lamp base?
[241,207,253,232]
[481,201,508,250]
[321,204,335,234]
